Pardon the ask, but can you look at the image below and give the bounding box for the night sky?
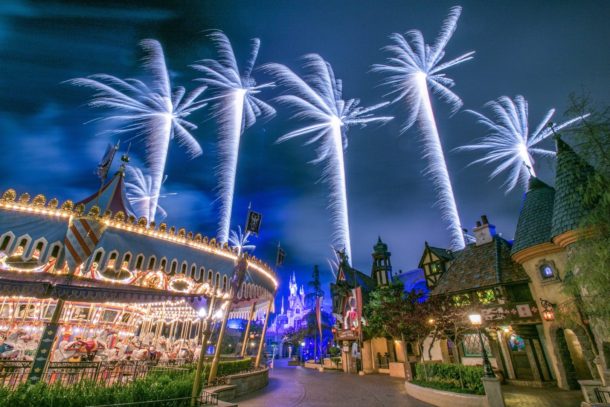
[1,0,609,307]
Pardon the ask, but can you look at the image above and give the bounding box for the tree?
[424,295,475,363]
[561,95,610,339]
[305,265,324,308]
[364,281,429,378]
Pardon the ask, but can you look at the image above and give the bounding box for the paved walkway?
[503,384,583,407]
[235,359,584,407]
[234,359,432,407]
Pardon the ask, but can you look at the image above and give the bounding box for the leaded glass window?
[461,333,491,357]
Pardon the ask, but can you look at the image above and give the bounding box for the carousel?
[0,164,278,388]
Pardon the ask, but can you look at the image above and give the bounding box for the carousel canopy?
[0,172,278,315]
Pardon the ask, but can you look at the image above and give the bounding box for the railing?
[86,396,213,406]
[377,354,390,369]
[595,387,610,403]
[200,391,219,405]
[0,359,192,389]
[0,360,30,390]
[45,361,100,385]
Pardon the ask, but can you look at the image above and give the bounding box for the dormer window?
[536,260,559,284]
[540,263,555,279]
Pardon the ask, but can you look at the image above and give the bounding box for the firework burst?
[459,95,590,192]
[373,6,474,250]
[265,54,392,264]
[192,31,275,243]
[69,39,207,222]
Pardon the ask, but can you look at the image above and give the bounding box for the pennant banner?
[245,210,262,236]
[275,246,286,267]
[96,143,118,181]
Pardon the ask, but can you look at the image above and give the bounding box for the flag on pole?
[275,244,286,267]
[64,217,106,272]
[96,143,118,181]
[245,209,262,236]
[315,296,323,339]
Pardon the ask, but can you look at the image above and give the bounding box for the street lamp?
[468,313,495,378]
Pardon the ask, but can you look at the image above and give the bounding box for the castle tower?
[372,236,392,286]
[289,271,297,297]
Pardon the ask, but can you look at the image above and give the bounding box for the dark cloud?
[1,0,609,307]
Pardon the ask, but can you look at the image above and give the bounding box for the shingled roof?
[511,178,556,256]
[418,242,456,268]
[551,138,595,239]
[432,236,529,296]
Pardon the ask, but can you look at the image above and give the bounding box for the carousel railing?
[0,358,196,389]
[45,361,101,385]
[85,395,213,407]
[0,360,30,390]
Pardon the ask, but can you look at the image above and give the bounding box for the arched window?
[190,265,196,278]
[147,256,156,271]
[197,267,205,281]
[222,275,228,292]
[135,254,144,270]
[539,263,556,280]
[170,260,178,274]
[208,270,213,284]
[107,251,118,268]
[181,262,187,275]
[0,234,12,251]
[160,258,167,272]
[215,272,220,288]
[122,253,132,268]
[50,244,61,259]
[33,241,45,259]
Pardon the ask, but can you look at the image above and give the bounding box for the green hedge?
[414,362,484,395]
[0,358,253,407]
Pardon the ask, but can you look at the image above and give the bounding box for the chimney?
[472,214,496,246]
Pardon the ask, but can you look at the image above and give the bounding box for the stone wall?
[226,368,269,398]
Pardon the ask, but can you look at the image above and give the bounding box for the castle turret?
[372,236,392,286]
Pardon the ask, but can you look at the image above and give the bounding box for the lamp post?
[468,313,495,378]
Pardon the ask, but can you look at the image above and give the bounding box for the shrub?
[414,362,484,395]
[0,358,253,407]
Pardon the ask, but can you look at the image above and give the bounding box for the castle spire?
[281,296,285,314]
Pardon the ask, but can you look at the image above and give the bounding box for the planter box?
[405,381,488,407]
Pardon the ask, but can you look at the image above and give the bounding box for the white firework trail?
[458,95,590,192]
[69,39,207,222]
[125,166,176,221]
[228,226,256,257]
[192,31,275,243]
[265,54,393,265]
[373,6,474,251]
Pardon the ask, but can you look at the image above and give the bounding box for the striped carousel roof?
[0,173,278,316]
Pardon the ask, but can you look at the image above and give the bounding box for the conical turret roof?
[551,138,594,239]
[511,177,556,255]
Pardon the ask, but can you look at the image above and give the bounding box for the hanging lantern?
[540,298,555,321]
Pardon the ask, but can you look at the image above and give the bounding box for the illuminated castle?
[269,272,310,334]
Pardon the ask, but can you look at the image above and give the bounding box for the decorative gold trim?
[552,230,588,248]
[512,242,563,264]
[0,188,278,289]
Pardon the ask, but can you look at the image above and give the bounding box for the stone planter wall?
[404,381,489,407]
[225,368,269,398]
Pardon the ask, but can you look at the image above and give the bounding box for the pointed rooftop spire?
[551,137,595,239]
